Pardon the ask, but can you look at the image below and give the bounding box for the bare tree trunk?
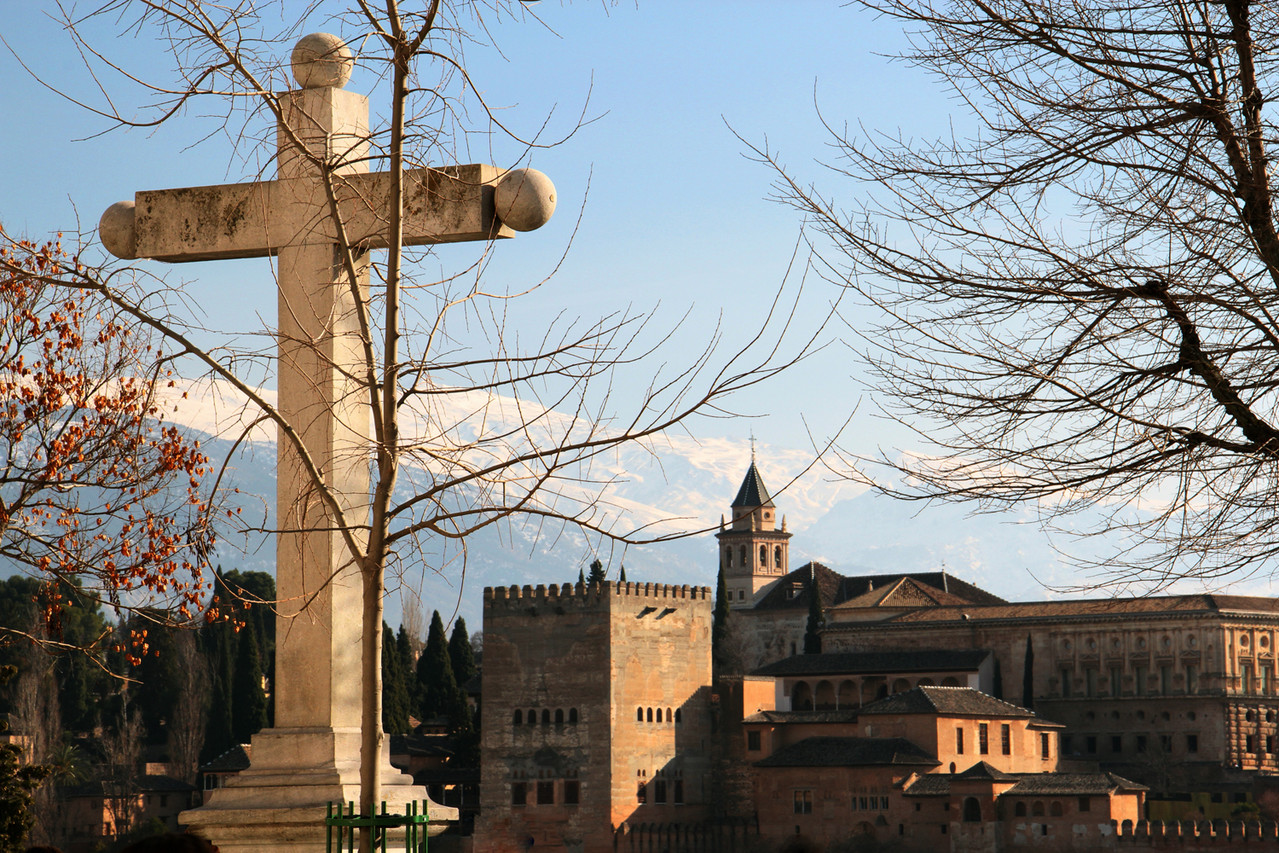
[167,630,210,786]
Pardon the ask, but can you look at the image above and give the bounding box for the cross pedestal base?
[180,727,459,852]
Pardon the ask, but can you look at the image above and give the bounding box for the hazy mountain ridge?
[153,383,1279,631]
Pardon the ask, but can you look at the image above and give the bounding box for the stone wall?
[475,581,712,853]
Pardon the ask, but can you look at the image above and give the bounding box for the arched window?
[1050,801,1063,817]
[941,676,961,687]
[647,707,654,722]
[892,678,911,694]
[541,709,551,725]
[792,681,813,711]
[739,545,747,566]
[774,545,782,567]
[637,707,643,722]
[963,797,982,822]
[528,709,537,725]
[569,708,578,724]
[815,681,835,710]
[513,709,523,726]
[725,547,733,568]
[759,545,768,566]
[674,708,682,724]
[555,708,564,726]
[838,680,857,708]
[666,707,673,722]
[1014,802,1026,817]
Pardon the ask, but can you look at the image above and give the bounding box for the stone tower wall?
[476,581,713,853]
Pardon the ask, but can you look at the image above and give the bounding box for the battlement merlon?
[483,580,712,609]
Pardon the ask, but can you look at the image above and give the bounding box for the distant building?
[741,683,1145,851]
[474,581,713,852]
[473,458,1279,852]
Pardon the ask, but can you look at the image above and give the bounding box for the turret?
[715,460,792,607]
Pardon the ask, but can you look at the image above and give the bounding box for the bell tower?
[715,457,791,607]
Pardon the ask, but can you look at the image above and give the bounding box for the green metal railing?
[326,800,430,853]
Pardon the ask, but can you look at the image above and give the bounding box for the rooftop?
[752,649,990,678]
[755,736,940,769]
[856,686,1040,720]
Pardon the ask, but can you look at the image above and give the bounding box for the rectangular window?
[1160,665,1171,695]
[1187,733,1199,754]
[1111,735,1122,754]
[1001,724,1011,755]
[1060,669,1071,698]
[747,731,761,751]
[1268,736,1275,755]
[794,790,812,815]
[1078,797,1090,812]
[1085,668,1097,697]
[1086,735,1097,754]
[1040,732,1051,760]
[1242,662,1254,694]
[674,780,684,804]
[1061,734,1073,755]
[1247,735,1256,754]
[979,723,989,755]
[654,780,667,804]
[564,781,580,805]
[1263,665,1272,695]
[637,782,646,805]
[956,727,964,754]
[1135,665,1147,697]
[512,782,527,807]
[1109,667,1122,697]
[1186,664,1199,693]
[537,781,555,805]
[1136,735,1148,754]
[1160,734,1172,753]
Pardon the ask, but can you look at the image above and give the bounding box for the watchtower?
[476,581,713,852]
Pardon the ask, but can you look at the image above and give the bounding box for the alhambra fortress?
[472,461,1279,852]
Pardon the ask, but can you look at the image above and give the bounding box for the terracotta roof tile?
[857,686,1039,720]
[755,736,939,768]
[752,649,990,678]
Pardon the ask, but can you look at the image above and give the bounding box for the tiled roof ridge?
[918,684,1038,716]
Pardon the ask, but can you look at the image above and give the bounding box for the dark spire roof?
[731,462,775,508]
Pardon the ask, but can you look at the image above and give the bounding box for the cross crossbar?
[124,164,515,263]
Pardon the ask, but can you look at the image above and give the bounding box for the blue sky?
[1,1,943,456]
[12,1,1251,614]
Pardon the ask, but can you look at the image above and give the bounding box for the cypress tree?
[416,611,458,722]
[587,558,607,586]
[1022,635,1035,710]
[396,625,416,717]
[577,568,585,586]
[231,626,267,744]
[713,562,730,667]
[382,622,410,734]
[803,570,824,655]
[448,618,478,688]
[619,564,627,582]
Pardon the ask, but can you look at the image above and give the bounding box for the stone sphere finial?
[99,200,137,260]
[495,169,557,232]
[291,33,354,90]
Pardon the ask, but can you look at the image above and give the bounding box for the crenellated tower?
[716,460,792,607]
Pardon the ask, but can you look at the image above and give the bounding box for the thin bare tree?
[8,1,829,845]
[166,629,209,786]
[762,0,1279,589]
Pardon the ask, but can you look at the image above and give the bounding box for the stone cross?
[99,33,555,852]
